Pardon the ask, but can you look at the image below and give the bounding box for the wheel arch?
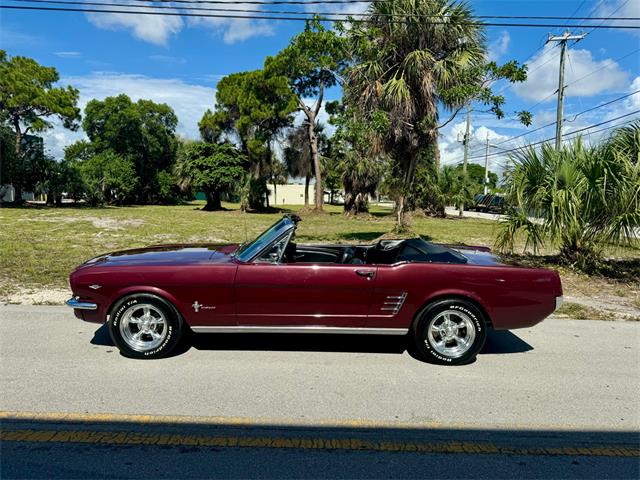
[412,293,494,330]
[106,287,188,325]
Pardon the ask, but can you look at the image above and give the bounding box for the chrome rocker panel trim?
[190,326,409,335]
[66,297,98,311]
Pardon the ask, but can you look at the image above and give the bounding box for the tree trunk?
[431,129,441,171]
[203,190,222,211]
[395,148,418,231]
[299,83,324,212]
[304,174,310,208]
[343,191,354,215]
[272,182,277,206]
[307,118,323,210]
[12,120,24,205]
[396,194,406,231]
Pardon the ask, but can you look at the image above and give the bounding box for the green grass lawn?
[1,201,638,318]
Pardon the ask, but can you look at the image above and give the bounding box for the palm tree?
[283,123,327,207]
[268,158,288,207]
[342,152,385,215]
[496,124,640,271]
[345,0,485,229]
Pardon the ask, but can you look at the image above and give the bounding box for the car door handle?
[355,269,375,278]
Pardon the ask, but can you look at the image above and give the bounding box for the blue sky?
[1,0,638,173]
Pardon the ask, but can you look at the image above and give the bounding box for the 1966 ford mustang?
[67,214,563,365]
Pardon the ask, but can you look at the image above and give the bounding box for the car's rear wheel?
[412,299,487,365]
[108,294,182,359]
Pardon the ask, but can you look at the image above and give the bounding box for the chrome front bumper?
[66,297,98,310]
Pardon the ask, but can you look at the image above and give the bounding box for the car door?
[235,262,378,328]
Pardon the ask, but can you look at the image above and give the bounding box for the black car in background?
[470,193,505,213]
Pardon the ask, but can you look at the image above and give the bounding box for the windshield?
[234,217,295,262]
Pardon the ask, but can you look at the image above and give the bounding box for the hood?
[78,243,238,268]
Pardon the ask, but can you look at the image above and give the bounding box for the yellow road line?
[1,429,638,457]
[0,411,631,433]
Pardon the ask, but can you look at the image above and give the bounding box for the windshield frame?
[233,216,296,263]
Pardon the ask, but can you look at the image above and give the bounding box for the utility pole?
[459,103,471,217]
[546,31,586,150]
[483,132,490,195]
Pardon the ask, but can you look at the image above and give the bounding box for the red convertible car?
[67,214,562,365]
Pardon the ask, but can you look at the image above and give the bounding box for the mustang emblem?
[192,301,215,313]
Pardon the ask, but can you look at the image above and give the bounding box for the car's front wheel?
[412,299,488,365]
[108,294,183,359]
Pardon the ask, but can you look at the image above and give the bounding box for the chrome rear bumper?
[554,295,564,312]
[66,297,98,310]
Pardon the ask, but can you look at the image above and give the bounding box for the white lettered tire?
[108,293,183,359]
[413,299,487,365]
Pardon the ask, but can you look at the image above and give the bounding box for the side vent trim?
[380,292,407,314]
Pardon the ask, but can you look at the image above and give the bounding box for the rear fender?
[416,289,495,327]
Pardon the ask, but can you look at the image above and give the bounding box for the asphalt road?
[1,304,639,479]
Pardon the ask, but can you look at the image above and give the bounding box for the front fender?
[106,286,189,322]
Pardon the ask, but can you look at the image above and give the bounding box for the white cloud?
[87,3,276,45]
[54,51,82,58]
[149,55,186,64]
[487,31,510,62]
[42,73,214,157]
[0,26,42,47]
[439,121,512,171]
[513,44,629,102]
[594,0,640,36]
[86,3,184,46]
[626,76,640,108]
[187,16,274,44]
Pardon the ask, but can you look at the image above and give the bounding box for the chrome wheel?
[427,309,476,358]
[118,303,168,352]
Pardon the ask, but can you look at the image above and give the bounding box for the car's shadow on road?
[90,324,533,361]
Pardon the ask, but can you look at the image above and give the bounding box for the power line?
[565,48,640,91]
[466,90,640,157]
[465,110,640,162]
[8,0,640,20]
[495,117,639,169]
[502,45,640,118]
[3,4,640,27]
[585,0,632,35]
[494,90,640,147]
[12,0,379,3]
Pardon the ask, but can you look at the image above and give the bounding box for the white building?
[268,184,314,206]
[267,183,345,206]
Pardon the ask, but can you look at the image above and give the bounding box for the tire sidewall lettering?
[144,325,173,356]
[111,298,138,329]
[109,295,179,359]
[419,301,485,364]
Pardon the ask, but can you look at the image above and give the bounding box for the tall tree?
[266,18,347,211]
[176,142,246,211]
[198,69,296,209]
[326,101,387,215]
[81,94,178,203]
[0,50,80,203]
[344,0,485,228]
